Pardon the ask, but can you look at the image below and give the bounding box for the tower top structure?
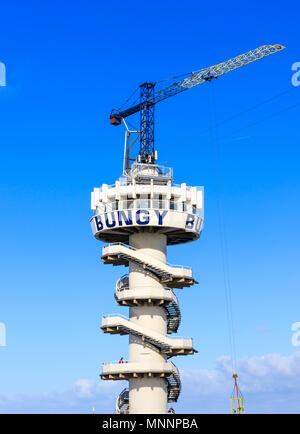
[91,161,204,247]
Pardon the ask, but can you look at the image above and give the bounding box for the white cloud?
[179,351,300,413]
[1,352,300,413]
[0,380,125,414]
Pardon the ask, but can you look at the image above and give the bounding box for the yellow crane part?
[230,374,245,414]
[178,44,286,90]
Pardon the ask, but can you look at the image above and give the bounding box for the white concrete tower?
[90,162,204,414]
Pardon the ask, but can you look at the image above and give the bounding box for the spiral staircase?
[115,274,181,334]
[100,241,197,413]
[114,361,181,414]
[102,243,197,289]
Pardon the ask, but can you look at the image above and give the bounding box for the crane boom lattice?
[110,44,285,164]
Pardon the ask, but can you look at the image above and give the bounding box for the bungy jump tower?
[90,163,204,414]
[90,45,285,414]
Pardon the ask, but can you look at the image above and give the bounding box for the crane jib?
[110,44,285,125]
[109,44,286,161]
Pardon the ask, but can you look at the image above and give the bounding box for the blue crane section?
[110,44,285,164]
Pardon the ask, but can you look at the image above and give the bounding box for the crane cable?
[208,80,238,375]
[207,82,300,413]
[117,86,140,112]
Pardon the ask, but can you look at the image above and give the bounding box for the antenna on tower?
[121,118,140,176]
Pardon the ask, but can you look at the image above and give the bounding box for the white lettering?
[291,322,300,347]
[146,418,198,429]
[0,62,5,87]
[291,62,300,87]
[102,419,136,431]
[0,322,6,347]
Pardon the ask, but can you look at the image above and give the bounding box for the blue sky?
[0,0,299,413]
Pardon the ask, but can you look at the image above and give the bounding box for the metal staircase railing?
[165,295,181,334]
[102,243,193,283]
[107,316,170,351]
[166,363,181,403]
[115,388,129,414]
[115,275,181,334]
[116,250,171,279]
[113,366,181,408]
[116,274,129,292]
[102,314,194,354]
[104,243,192,270]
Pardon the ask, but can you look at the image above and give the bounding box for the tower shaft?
[128,232,167,414]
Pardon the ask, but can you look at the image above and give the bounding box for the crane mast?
[140,82,155,163]
[110,44,285,164]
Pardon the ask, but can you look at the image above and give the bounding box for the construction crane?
[110,44,285,164]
